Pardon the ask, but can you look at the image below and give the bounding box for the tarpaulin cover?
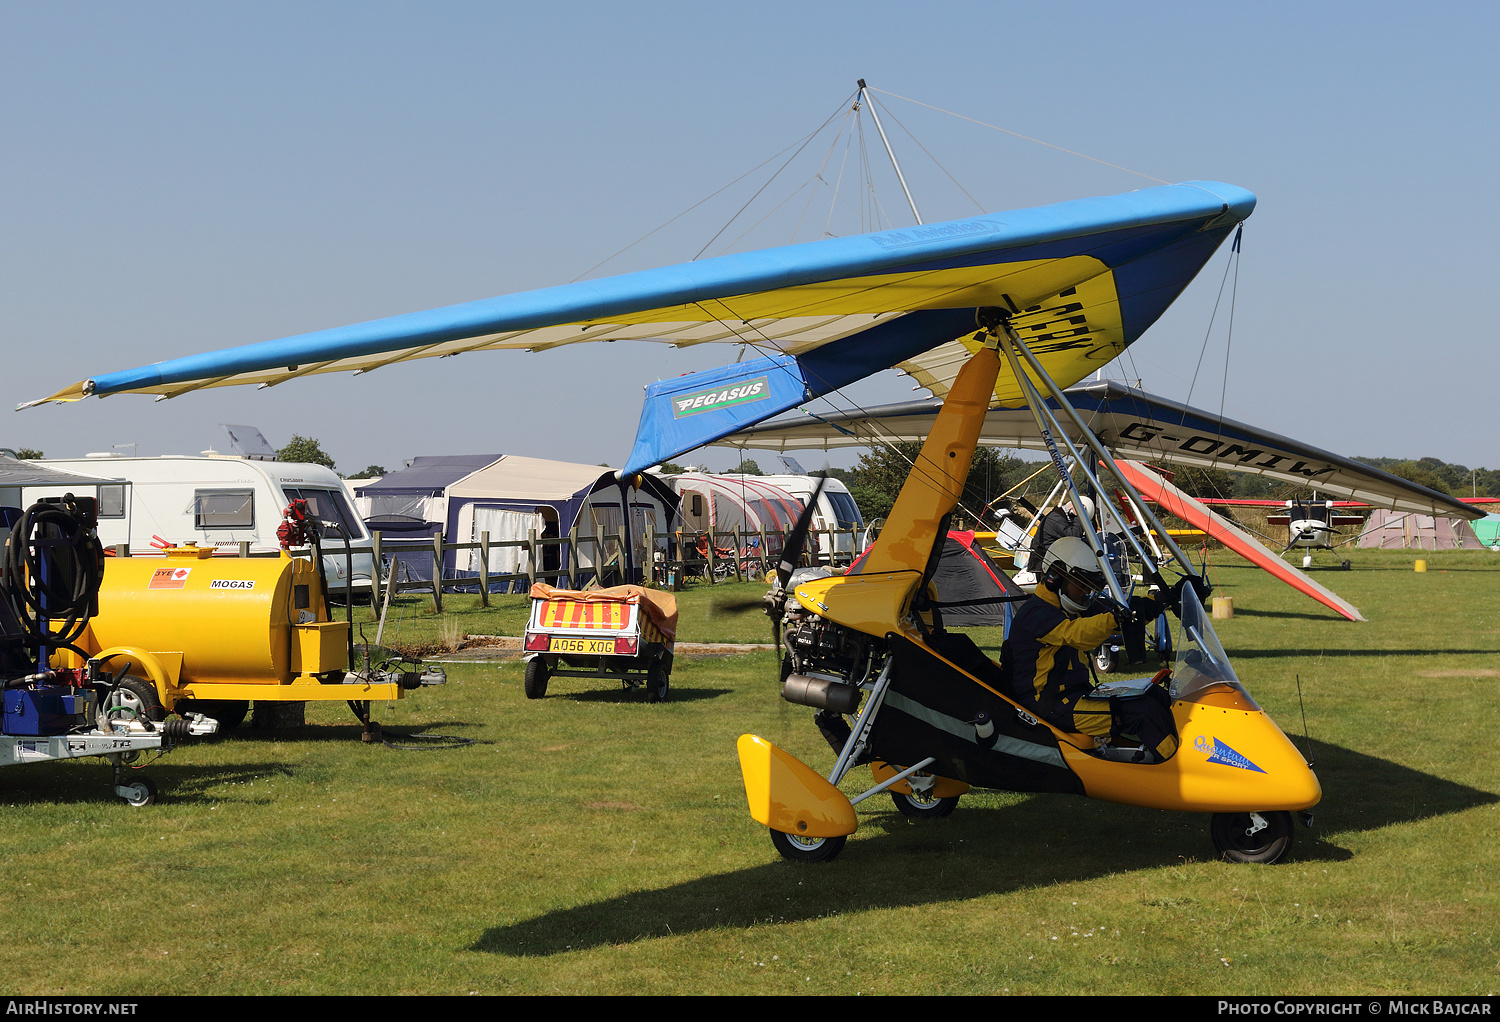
[529,583,679,641]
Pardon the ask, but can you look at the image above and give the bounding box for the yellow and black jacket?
[1004,583,1117,738]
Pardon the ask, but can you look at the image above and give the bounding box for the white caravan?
[21,455,375,597]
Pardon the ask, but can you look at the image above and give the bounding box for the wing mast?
[857,79,923,226]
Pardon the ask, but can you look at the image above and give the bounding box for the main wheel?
[103,675,165,724]
[646,661,670,703]
[1093,644,1117,674]
[120,776,157,807]
[770,828,846,863]
[891,788,960,818]
[523,658,549,700]
[1211,810,1295,863]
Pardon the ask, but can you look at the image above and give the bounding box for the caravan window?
[827,490,863,529]
[97,484,126,519]
[192,489,254,529]
[285,487,363,539]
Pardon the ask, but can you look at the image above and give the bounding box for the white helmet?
[1041,536,1105,615]
[1067,495,1096,522]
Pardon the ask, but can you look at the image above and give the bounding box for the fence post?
[479,530,490,607]
[431,533,443,613]
[567,519,579,589]
[527,529,537,589]
[370,531,383,607]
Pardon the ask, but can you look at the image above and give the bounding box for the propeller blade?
[714,597,767,614]
[775,475,828,593]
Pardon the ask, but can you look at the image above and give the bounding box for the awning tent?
[848,529,1024,629]
[359,455,677,589]
[0,455,120,510]
[1356,509,1485,551]
[666,473,804,536]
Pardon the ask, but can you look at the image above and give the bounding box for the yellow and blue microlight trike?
[737,319,1320,864]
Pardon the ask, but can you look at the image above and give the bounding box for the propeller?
[715,475,829,661]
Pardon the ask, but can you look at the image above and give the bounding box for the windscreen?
[1170,584,1247,701]
[285,487,365,540]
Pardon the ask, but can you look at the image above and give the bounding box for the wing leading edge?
[28,181,1253,408]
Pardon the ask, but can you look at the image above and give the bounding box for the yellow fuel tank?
[81,546,347,686]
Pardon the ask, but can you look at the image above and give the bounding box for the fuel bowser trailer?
[54,499,442,736]
[1,494,216,805]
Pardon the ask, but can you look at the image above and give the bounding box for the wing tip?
[17,380,90,410]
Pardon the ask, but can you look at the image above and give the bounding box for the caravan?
[21,455,375,597]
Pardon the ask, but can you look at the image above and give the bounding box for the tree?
[731,458,762,475]
[353,464,387,478]
[277,435,336,472]
[13,448,43,460]
[845,442,1038,525]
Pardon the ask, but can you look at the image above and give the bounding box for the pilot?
[1028,495,1094,573]
[1004,536,1179,762]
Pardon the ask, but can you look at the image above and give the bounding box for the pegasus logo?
[670,376,771,418]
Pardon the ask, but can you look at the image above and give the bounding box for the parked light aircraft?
[28,168,1322,863]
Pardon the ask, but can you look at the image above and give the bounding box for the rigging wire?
[569,91,856,282]
[868,87,1170,185]
[693,90,861,260]
[866,94,987,215]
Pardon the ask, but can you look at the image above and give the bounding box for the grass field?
[0,550,1495,995]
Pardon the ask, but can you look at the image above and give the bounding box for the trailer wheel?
[523,658,549,699]
[646,661,670,704]
[104,675,165,724]
[1211,810,1295,864]
[120,776,157,807]
[770,828,846,863]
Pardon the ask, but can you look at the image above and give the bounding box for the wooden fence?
[111,524,865,612]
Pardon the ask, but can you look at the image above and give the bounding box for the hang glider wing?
[727,380,1478,520]
[28,182,1253,411]
[1116,460,1365,623]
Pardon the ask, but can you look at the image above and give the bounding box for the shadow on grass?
[199,720,491,751]
[552,686,733,705]
[1229,608,1352,622]
[470,737,1496,956]
[0,760,297,807]
[1232,648,1499,659]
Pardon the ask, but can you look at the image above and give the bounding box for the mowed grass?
[0,550,1495,995]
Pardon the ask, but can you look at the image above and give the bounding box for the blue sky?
[4,1,1495,475]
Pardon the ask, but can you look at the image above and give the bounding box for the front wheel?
[1093,644,1117,674]
[523,658,549,699]
[769,828,846,863]
[891,789,960,818]
[120,776,157,807]
[1211,810,1295,863]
